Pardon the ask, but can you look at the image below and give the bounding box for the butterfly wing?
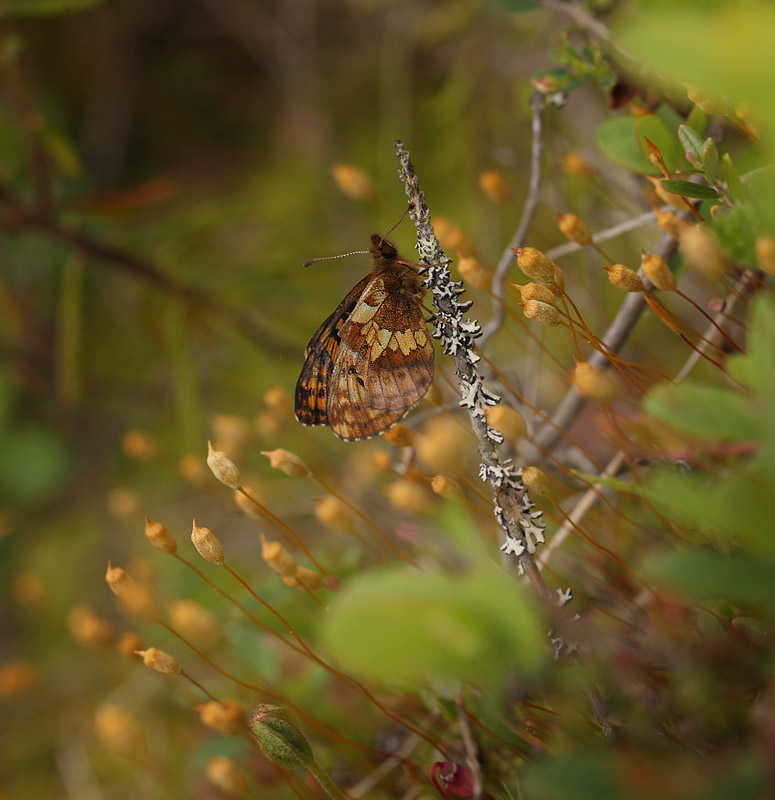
[294,275,372,427]
[328,272,434,440]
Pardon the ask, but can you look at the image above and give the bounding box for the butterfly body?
[295,234,434,441]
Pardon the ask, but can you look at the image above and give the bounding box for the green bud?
[249,704,314,769]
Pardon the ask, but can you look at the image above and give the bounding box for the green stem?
[307,760,348,800]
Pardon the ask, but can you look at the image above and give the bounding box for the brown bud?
[105,563,132,598]
[434,217,477,258]
[207,441,242,489]
[94,704,147,759]
[383,423,414,447]
[641,252,677,291]
[121,430,158,462]
[314,496,355,534]
[415,416,468,473]
[521,466,549,496]
[561,151,597,179]
[107,488,138,519]
[137,647,181,675]
[234,484,264,520]
[144,517,177,555]
[67,605,114,649]
[169,599,220,646]
[116,631,144,660]
[178,453,210,487]
[513,282,557,306]
[654,207,689,240]
[485,405,527,439]
[118,582,159,618]
[573,361,620,400]
[522,299,562,326]
[261,448,311,478]
[680,226,728,280]
[331,163,375,202]
[261,534,297,578]
[206,756,249,796]
[191,521,225,566]
[196,700,247,735]
[371,451,393,472]
[384,480,432,515]
[755,234,775,275]
[211,415,251,457]
[430,475,463,500]
[479,169,512,204]
[514,247,556,284]
[263,387,291,414]
[293,566,324,592]
[604,264,644,293]
[558,213,592,246]
[457,256,492,291]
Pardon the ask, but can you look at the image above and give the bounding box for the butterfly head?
[369,233,398,267]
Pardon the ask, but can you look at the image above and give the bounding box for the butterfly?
[294,233,434,441]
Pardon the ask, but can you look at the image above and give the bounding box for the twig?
[457,704,483,800]
[481,91,546,345]
[394,140,552,596]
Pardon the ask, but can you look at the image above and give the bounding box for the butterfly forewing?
[294,235,434,441]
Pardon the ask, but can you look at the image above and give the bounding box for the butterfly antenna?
[303,250,370,267]
[381,203,414,240]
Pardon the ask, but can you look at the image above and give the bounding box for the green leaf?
[321,568,544,690]
[713,202,763,266]
[702,138,719,182]
[644,548,775,608]
[719,153,744,201]
[677,124,704,168]
[659,179,718,199]
[636,114,680,172]
[686,105,708,135]
[727,295,775,393]
[596,115,657,175]
[644,382,759,442]
[2,0,106,14]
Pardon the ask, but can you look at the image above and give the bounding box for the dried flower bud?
[206,756,249,796]
[641,252,677,291]
[434,217,477,258]
[197,700,247,735]
[573,361,620,400]
[264,387,291,414]
[67,605,114,649]
[118,583,159,618]
[261,449,311,478]
[94,704,147,759]
[549,264,565,296]
[415,416,468,473]
[485,405,527,439]
[314,496,355,534]
[207,441,242,489]
[331,163,375,202]
[293,566,324,592]
[521,466,549,496]
[605,264,644,293]
[249,704,314,769]
[512,282,557,306]
[680,226,728,280]
[234,484,264,519]
[105,563,132,598]
[685,85,725,115]
[179,453,210,487]
[755,234,775,275]
[558,213,592,246]
[514,247,555,284]
[561,151,597,179]
[261,534,297,578]
[169,599,220,646]
[137,647,181,675]
[479,169,512,205]
[384,480,432,516]
[522,299,562,326]
[457,256,492,292]
[384,423,414,447]
[191,521,225,566]
[211,415,251,457]
[0,660,36,696]
[144,517,177,555]
[431,475,463,500]
[121,429,158,462]
[116,631,144,659]
[255,411,282,438]
[107,488,138,519]
[654,207,689,240]
[371,451,393,472]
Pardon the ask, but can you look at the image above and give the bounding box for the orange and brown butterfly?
[294,233,434,441]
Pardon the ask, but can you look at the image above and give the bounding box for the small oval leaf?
[659,179,719,199]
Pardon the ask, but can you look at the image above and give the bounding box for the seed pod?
[513,282,557,306]
[458,256,492,291]
[522,299,562,326]
[479,169,512,205]
[331,163,375,202]
[383,423,414,447]
[211,415,251,457]
[105,563,132,598]
[561,151,597,179]
[514,247,555,284]
[137,647,181,675]
[573,361,620,400]
[654,207,689,240]
[314,496,355,534]
[641,252,677,291]
[647,176,685,210]
[116,631,144,660]
[94,704,147,759]
[521,466,549,496]
[261,534,297,578]
[755,234,775,275]
[680,226,728,280]
[293,566,324,592]
[384,480,432,516]
[144,517,177,555]
[206,756,249,796]
[605,264,644,293]
[558,213,592,246]
[249,704,314,769]
[197,699,247,735]
[263,387,291,414]
[121,430,158,462]
[191,521,225,566]
[169,599,220,646]
[434,217,477,258]
[431,475,463,500]
[67,605,114,649]
[207,441,242,489]
[484,405,526,439]
[261,449,311,478]
[179,453,210,487]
